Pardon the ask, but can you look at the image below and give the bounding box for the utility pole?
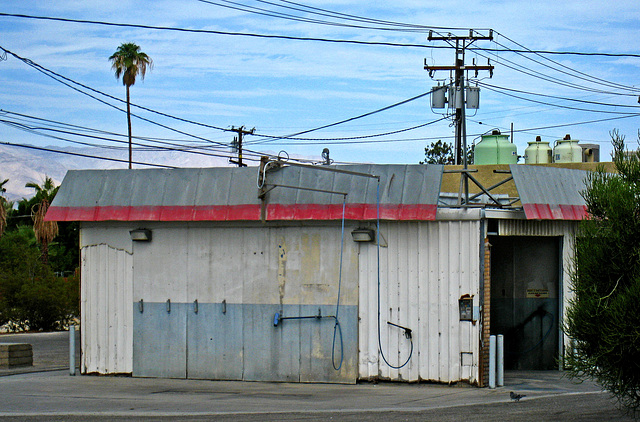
[229,126,255,167]
[425,30,494,166]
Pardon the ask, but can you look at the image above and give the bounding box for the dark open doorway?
[489,236,561,370]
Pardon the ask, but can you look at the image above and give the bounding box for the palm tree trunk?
[126,84,132,169]
[0,198,6,238]
[41,241,49,266]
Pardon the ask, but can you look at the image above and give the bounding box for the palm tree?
[109,43,153,169]
[0,178,8,238]
[26,177,59,265]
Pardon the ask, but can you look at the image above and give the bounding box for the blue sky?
[1,0,639,167]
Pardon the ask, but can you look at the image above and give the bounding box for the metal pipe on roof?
[276,159,380,180]
[265,183,347,197]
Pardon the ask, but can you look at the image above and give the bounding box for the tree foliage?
[109,42,153,88]
[565,129,640,414]
[109,42,152,169]
[0,178,79,331]
[0,227,78,331]
[26,177,59,265]
[421,140,473,165]
[421,140,455,164]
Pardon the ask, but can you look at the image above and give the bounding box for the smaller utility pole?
[229,126,255,167]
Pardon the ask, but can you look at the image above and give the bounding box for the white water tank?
[553,134,582,163]
[524,136,552,164]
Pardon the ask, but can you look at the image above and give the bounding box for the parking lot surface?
[0,331,633,421]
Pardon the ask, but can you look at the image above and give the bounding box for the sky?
[1,0,639,168]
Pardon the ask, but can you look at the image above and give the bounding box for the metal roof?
[510,164,589,220]
[46,164,444,222]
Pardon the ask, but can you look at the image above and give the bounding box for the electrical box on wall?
[459,295,474,321]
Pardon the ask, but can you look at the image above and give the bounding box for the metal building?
[47,162,591,385]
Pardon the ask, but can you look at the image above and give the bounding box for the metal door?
[490,236,560,370]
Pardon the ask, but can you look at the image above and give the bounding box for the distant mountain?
[0,144,233,203]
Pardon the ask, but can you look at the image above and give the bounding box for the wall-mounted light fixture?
[130,229,152,241]
[351,228,375,242]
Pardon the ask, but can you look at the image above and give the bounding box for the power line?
[1,13,639,58]
[471,48,637,97]
[250,90,435,144]
[248,118,450,145]
[472,46,640,97]
[0,110,268,163]
[509,113,640,134]
[197,0,410,32]
[0,47,442,157]
[0,119,253,161]
[3,45,438,158]
[0,47,232,138]
[492,31,640,92]
[248,117,448,143]
[0,13,439,49]
[0,47,237,149]
[485,41,640,95]
[478,84,640,115]
[198,1,640,61]
[0,110,231,146]
[6,11,630,106]
[476,82,640,109]
[0,46,283,160]
[197,0,478,33]
[0,110,321,166]
[0,142,176,168]
[2,11,637,162]
[0,46,444,159]
[258,0,477,31]
[474,47,640,58]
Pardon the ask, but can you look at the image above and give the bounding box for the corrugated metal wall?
[358,220,482,383]
[80,225,134,374]
[79,216,580,381]
[81,222,360,382]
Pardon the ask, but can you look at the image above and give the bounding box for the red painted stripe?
[560,204,588,220]
[45,203,438,222]
[265,204,437,221]
[96,206,131,221]
[45,206,95,222]
[523,203,587,220]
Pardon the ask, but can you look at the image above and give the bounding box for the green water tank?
[474,130,518,165]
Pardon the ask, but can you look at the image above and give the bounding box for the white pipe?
[69,325,76,376]
[497,334,504,387]
[489,335,496,389]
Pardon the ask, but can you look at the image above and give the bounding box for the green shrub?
[16,275,69,331]
[0,225,78,331]
[565,131,640,414]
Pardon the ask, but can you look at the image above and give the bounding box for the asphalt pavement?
[0,331,634,421]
